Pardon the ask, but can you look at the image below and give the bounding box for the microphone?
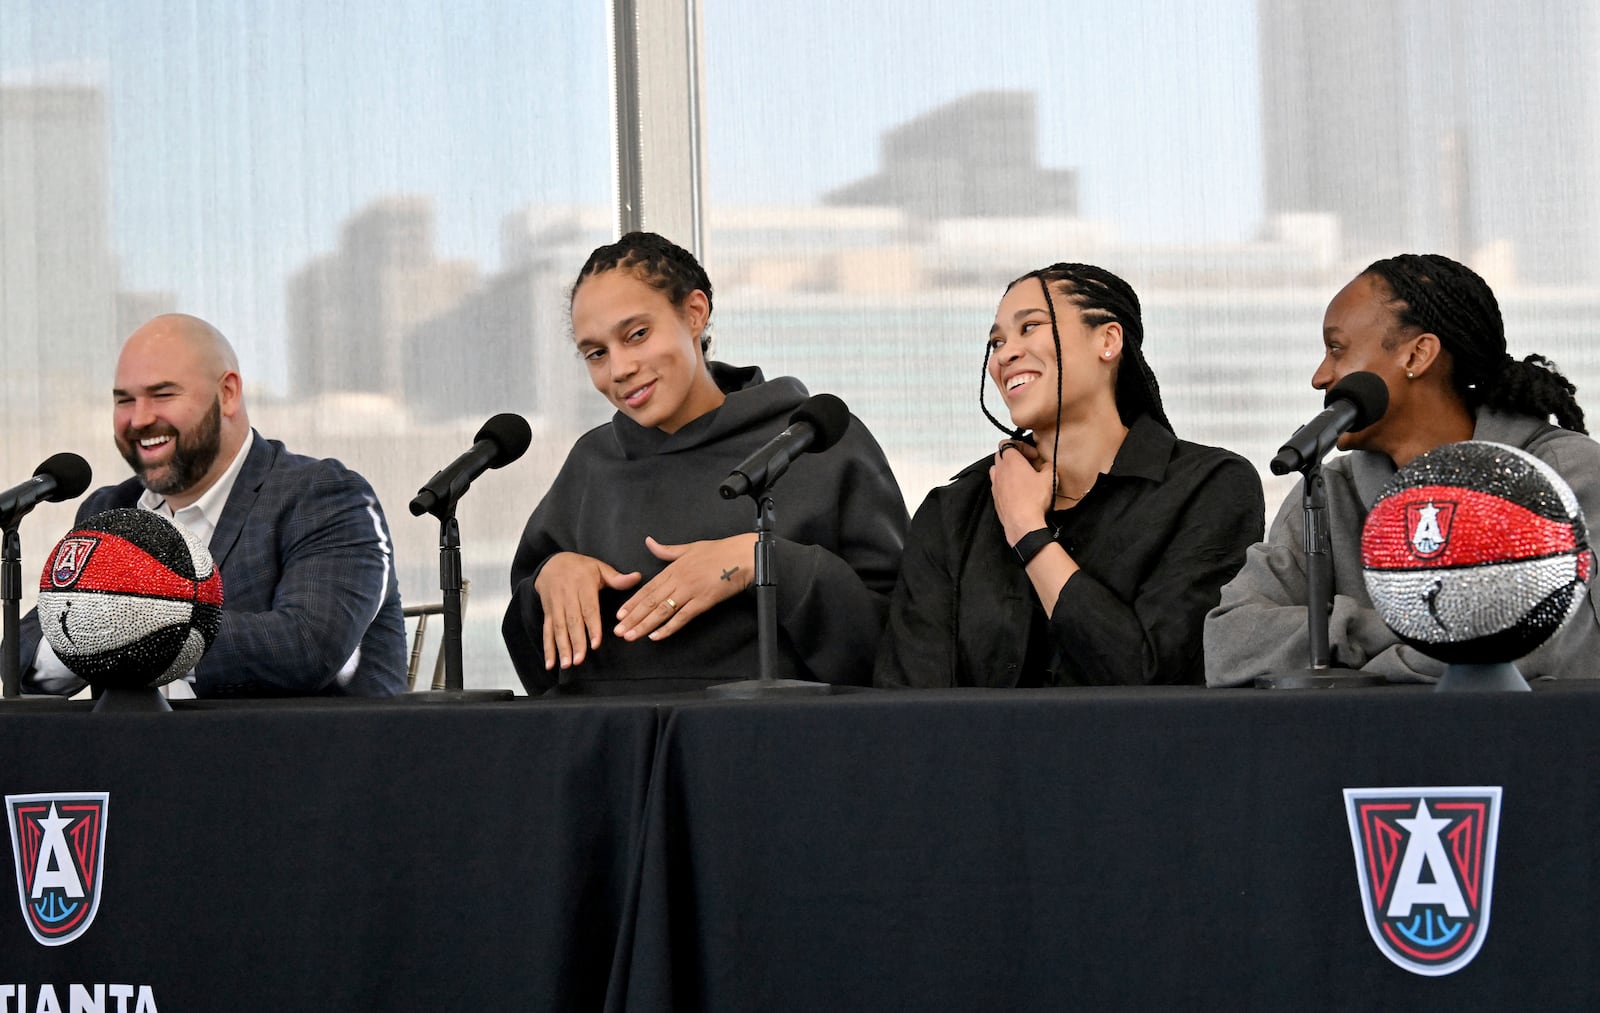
[409,413,532,517]
[0,453,93,527]
[1270,371,1390,475]
[720,394,852,500]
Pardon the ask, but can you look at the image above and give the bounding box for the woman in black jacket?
[874,263,1262,687]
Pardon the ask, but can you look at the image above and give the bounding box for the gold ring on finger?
[665,598,678,611]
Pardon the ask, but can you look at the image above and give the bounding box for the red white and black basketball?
[1362,441,1592,664]
[37,509,224,688]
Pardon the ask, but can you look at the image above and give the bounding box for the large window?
[1,1,609,688]
[5,0,1599,690]
[697,0,1600,511]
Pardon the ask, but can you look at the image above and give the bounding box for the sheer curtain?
[699,0,1600,513]
[1,1,608,689]
[4,0,1598,690]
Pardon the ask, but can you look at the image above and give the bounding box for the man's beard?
[121,397,223,496]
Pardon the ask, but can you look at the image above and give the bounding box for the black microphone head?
[789,394,851,454]
[1324,371,1389,432]
[474,413,533,468]
[34,453,92,502]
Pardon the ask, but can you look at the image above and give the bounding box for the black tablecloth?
[1,698,661,1010]
[620,687,1600,1011]
[3,685,1598,1011]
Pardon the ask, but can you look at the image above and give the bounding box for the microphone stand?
[2,524,21,698]
[439,513,466,689]
[708,485,831,698]
[1,521,61,705]
[408,498,512,702]
[1303,461,1332,670]
[1256,459,1382,689]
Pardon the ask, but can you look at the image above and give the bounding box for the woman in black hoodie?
[503,232,908,694]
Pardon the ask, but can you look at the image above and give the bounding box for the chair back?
[402,579,470,690]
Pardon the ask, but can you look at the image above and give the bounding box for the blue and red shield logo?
[48,536,99,589]
[1405,501,1456,558]
[1344,787,1501,976]
[6,791,109,946]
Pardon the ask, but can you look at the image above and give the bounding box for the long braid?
[1035,272,1065,506]
[1365,253,1587,434]
[979,342,1024,438]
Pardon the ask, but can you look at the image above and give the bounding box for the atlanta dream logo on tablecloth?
[6,792,109,946]
[1344,787,1501,976]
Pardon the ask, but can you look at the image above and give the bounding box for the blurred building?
[824,91,1077,226]
[288,196,479,399]
[1259,1,1600,284]
[115,289,178,339]
[1258,2,1417,265]
[402,206,613,429]
[0,84,119,390]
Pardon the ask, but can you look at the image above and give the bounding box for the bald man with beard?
[23,314,407,697]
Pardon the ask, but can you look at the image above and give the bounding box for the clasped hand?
[532,534,757,670]
[989,440,1052,544]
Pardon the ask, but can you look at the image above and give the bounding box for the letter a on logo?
[49,536,99,589]
[1406,501,1456,559]
[6,791,109,946]
[1343,786,1501,976]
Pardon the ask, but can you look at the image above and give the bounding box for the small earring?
[1407,370,1415,379]
[1103,351,1113,360]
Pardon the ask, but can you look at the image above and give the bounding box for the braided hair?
[572,231,714,351]
[980,262,1173,438]
[1364,253,1586,434]
[979,263,1172,507]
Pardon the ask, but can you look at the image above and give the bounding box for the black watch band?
[1012,527,1056,566]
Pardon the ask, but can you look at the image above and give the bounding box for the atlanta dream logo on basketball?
[1344,787,1501,976]
[6,792,109,946]
[48,536,99,588]
[1405,501,1456,558]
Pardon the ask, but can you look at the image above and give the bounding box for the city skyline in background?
[3,0,1273,392]
[5,2,1596,389]
[4,0,1599,689]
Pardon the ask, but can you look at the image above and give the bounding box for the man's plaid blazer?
[21,431,407,697]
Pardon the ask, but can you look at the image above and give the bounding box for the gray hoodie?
[1205,408,1600,685]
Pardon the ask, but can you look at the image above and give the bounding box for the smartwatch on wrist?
[1011,527,1055,566]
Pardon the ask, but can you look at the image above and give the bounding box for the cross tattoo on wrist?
[720,566,741,582]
